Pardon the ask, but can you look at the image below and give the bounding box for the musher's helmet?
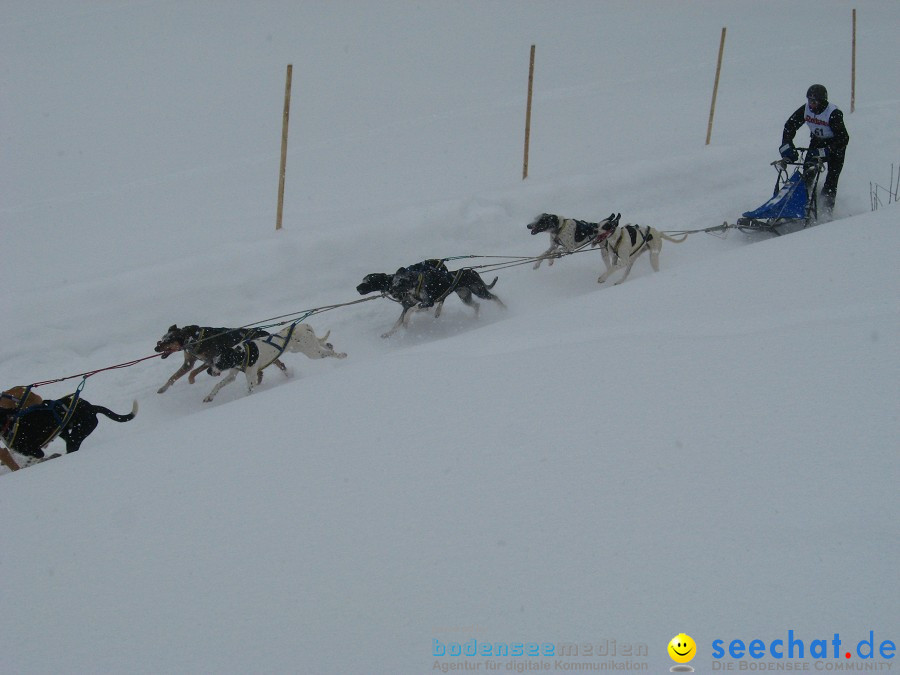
[806,84,828,112]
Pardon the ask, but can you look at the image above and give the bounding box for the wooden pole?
[522,44,535,180]
[276,64,293,231]
[705,27,726,146]
[850,8,856,113]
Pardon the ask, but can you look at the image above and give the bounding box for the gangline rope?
[12,247,600,389]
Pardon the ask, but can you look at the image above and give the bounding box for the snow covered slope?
[1,2,898,673]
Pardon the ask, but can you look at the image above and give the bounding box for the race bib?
[804,102,836,139]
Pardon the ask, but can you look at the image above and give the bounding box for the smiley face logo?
[668,633,696,664]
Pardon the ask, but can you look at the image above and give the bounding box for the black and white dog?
[527,212,620,268]
[356,259,505,338]
[202,323,347,402]
[1,387,137,471]
[593,220,688,285]
[154,324,287,393]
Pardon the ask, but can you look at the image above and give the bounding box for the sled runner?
[733,148,826,236]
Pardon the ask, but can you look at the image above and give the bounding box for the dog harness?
[572,219,598,243]
[432,268,466,306]
[389,261,452,306]
[410,260,449,300]
[242,341,261,370]
[187,327,225,359]
[607,225,652,258]
[552,219,604,252]
[254,322,299,370]
[184,326,248,361]
[172,326,206,362]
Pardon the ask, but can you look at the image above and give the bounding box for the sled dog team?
[2,212,683,471]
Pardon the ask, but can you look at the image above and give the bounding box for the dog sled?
[729,147,826,236]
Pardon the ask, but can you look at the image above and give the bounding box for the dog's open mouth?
[593,229,613,245]
[154,342,180,358]
[528,222,553,235]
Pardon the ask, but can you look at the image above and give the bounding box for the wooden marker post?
[522,44,535,180]
[851,8,856,113]
[276,64,293,231]
[705,27,727,146]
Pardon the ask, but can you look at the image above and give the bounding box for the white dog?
[203,323,347,402]
[595,221,687,285]
[527,212,620,269]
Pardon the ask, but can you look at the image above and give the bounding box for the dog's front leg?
[613,262,634,285]
[433,298,446,319]
[597,247,614,283]
[245,367,260,394]
[613,249,645,285]
[401,305,420,329]
[157,369,185,394]
[381,307,410,338]
[187,362,211,384]
[533,244,558,269]
[203,369,238,402]
[157,357,195,393]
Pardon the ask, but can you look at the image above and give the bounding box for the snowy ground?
[1,2,898,673]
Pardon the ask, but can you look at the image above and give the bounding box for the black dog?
[1,394,138,465]
[154,324,287,393]
[357,259,505,337]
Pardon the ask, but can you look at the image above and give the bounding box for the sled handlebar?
[772,148,825,170]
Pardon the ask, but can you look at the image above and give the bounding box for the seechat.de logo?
[710,630,896,662]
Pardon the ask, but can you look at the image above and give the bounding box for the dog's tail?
[92,400,139,423]
[658,232,689,243]
[458,268,498,292]
[317,329,331,344]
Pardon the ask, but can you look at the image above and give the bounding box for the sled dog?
[594,221,687,285]
[357,260,504,338]
[1,387,137,471]
[154,324,287,393]
[527,212,620,269]
[203,323,346,402]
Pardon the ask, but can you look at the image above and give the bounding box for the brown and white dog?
[527,212,620,269]
[593,220,688,285]
[202,323,347,402]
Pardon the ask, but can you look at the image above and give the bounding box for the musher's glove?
[779,143,799,162]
